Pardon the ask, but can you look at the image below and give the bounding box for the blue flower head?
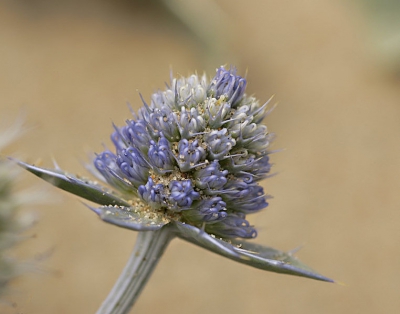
[92,66,271,239]
[18,66,333,283]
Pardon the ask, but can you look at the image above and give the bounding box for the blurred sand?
[1,1,400,313]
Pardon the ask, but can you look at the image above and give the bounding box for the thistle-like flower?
[18,66,332,313]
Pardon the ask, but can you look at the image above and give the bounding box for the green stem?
[96,228,173,314]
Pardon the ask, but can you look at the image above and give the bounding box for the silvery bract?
[18,67,332,283]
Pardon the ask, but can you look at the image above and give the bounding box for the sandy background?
[1,0,400,313]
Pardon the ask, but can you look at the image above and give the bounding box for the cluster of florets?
[94,67,273,239]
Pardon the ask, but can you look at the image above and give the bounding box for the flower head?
[18,66,333,282]
[91,66,271,239]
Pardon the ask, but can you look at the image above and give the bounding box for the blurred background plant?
[0,118,36,303]
[1,0,400,313]
[358,0,400,76]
